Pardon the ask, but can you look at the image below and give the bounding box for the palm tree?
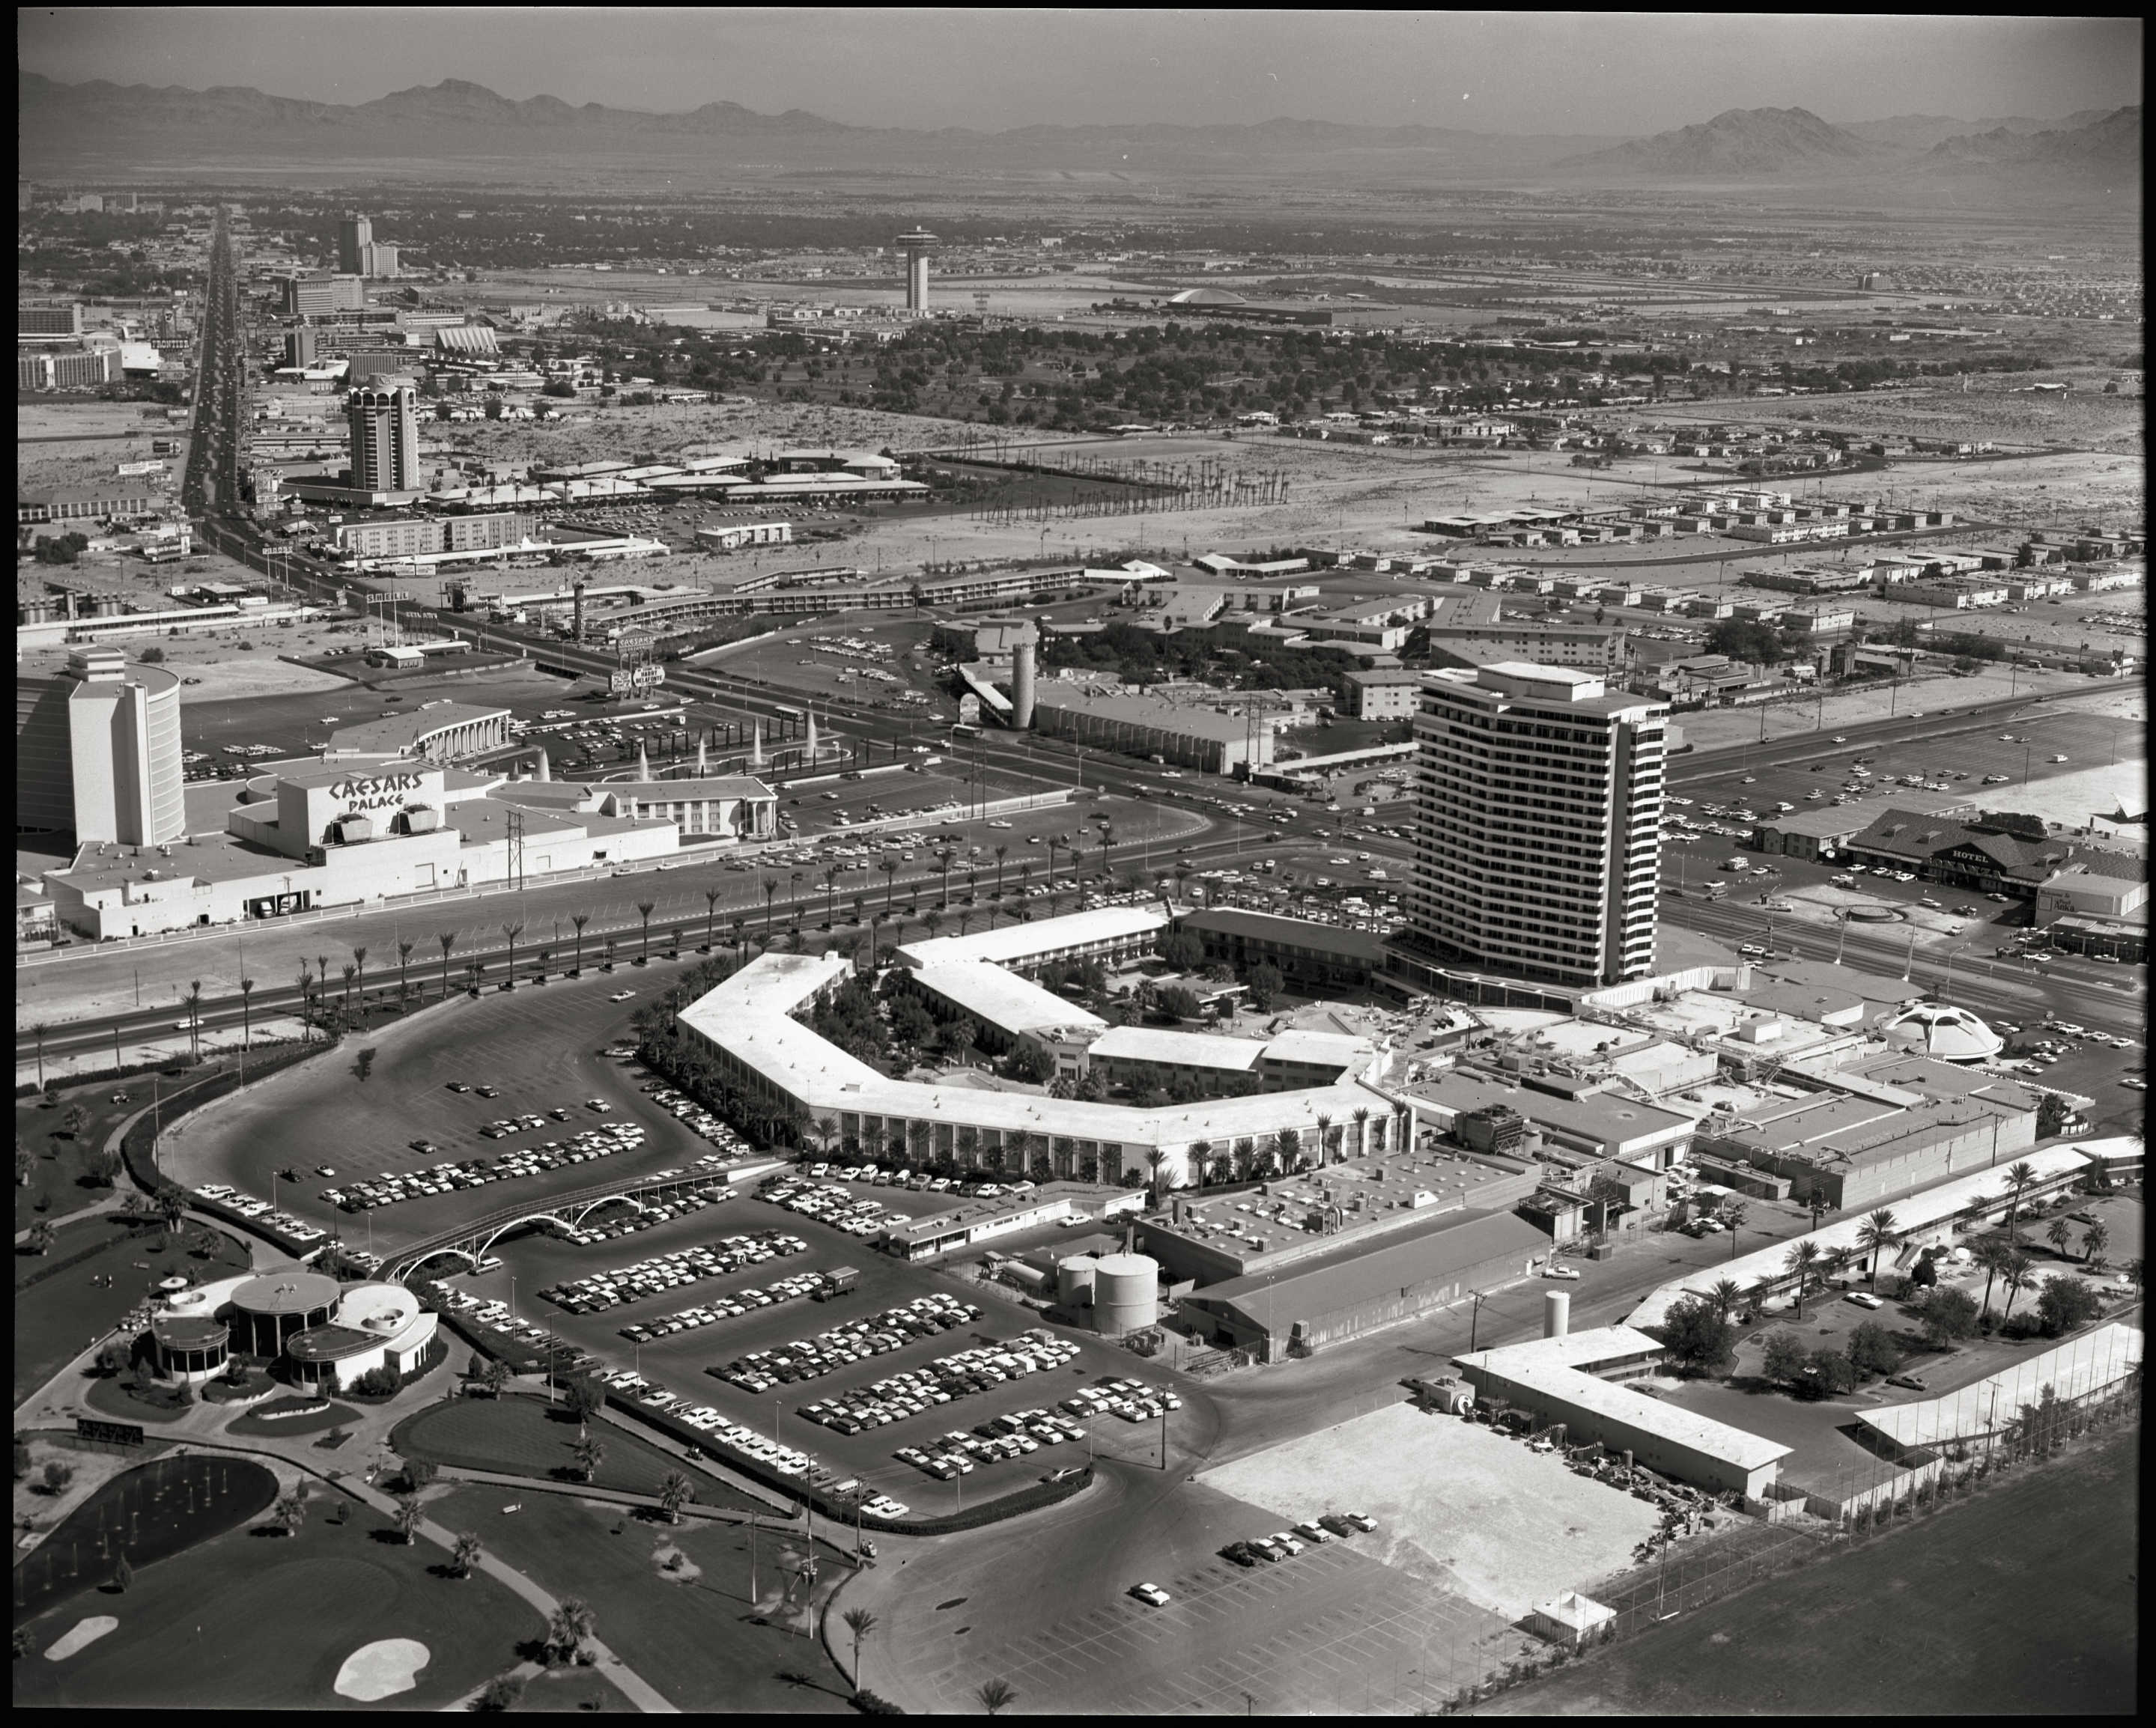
[841,1607,878,1691]
[437,931,458,1000]
[481,1359,511,1399]
[762,876,781,939]
[338,963,357,1023]
[822,866,840,928]
[1719,1197,1748,1261]
[395,940,414,1005]
[273,1487,308,1537]
[1316,1112,1335,1162]
[1973,1235,2012,1319]
[658,1470,693,1524]
[2045,1215,2074,1259]
[1998,1250,2036,1324]
[636,901,655,963]
[1784,1240,1824,1319]
[923,908,944,944]
[393,1492,423,1545]
[2001,1160,2040,1243]
[1856,1208,1901,1291]
[185,979,204,1060]
[237,976,255,1050]
[500,922,524,988]
[2084,1220,2110,1271]
[937,848,957,907]
[731,915,748,961]
[547,1596,595,1666]
[571,1435,604,1483]
[571,913,589,973]
[878,857,899,911]
[452,1531,482,1578]
[993,844,1009,898]
[704,887,723,951]
[1189,1140,1215,1188]
[977,1679,1018,1716]
[351,946,368,1026]
[1710,1277,1743,1325]
[158,1187,187,1238]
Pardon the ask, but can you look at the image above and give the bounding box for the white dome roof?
[1880,1003,2002,1062]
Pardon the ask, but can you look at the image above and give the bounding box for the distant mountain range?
[1836,109,2113,149]
[14,73,2138,199]
[1563,107,1886,175]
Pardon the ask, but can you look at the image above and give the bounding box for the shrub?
[1846,1321,1901,1378]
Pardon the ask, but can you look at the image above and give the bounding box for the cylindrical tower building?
[898,228,937,313]
[1090,1252,1160,1335]
[1011,639,1037,730]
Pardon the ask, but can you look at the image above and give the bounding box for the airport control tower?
[898,228,937,313]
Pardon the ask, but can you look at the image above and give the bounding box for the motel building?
[675,929,1409,1191]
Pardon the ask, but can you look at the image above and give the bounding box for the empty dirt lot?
[1197,1399,1660,1619]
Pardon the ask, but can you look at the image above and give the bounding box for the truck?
[813,1267,860,1301]
[1721,857,1749,872]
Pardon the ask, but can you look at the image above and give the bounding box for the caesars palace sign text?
[329,771,423,814]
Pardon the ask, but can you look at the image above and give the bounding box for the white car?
[609,990,637,1003]
[1131,1583,1171,1607]
[1542,1264,1581,1280]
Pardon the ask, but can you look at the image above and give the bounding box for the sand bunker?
[43,1616,120,1661]
[333,1637,431,1701]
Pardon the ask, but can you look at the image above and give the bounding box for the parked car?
[1130,1583,1171,1607]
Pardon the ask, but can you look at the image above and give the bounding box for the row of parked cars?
[642,1082,756,1156]
[807,1160,1037,1202]
[713,1293,982,1395]
[324,1120,649,1214]
[793,1324,1075,1431]
[190,1183,327,1245]
[1063,1377,1183,1423]
[1221,1512,1377,1569]
[621,1268,826,1340]
[896,1408,1090,1478]
[537,1227,801,1315]
[594,1369,822,1479]
[761,1175,913,1238]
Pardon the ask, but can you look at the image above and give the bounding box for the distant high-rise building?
[282,327,318,369]
[345,384,422,493]
[338,213,373,276]
[1408,662,1666,989]
[359,240,401,279]
[19,302,84,341]
[281,273,367,317]
[14,648,186,845]
[898,228,937,313]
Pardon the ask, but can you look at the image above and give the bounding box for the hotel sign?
[327,771,423,815]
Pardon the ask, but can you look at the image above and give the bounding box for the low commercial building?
[325,700,511,764]
[1179,1207,1548,1361]
[1337,667,1427,720]
[2034,869,2148,923]
[1692,1049,2039,1211]
[2047,912,2146,964]
[1172,907,1392,993]
[695,520,793,551]
[1454,1326,1790,1497]
[1423,622,1626,672]
[336,511,534,562]
[1845,810,2131,902]
[1749,792,1967,862]
[1088,1025,1376,1095]
[1028,685,1276,775]
[1404,1068,1696,1170]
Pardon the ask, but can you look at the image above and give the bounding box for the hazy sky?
[17,10,2142,134]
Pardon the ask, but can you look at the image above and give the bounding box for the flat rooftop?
[897,905,1170,970]
[908,960,1107,1037]
[1161,1140,1531,1253]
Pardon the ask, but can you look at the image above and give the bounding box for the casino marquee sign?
[329,770,424,815]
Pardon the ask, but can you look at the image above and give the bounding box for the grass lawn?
[15,1219,253,1406]
[1485,1423,2139,1717]
[15,1082,140,1233]
[13,1490,543,1709]
[391,1395,759,1509]
[427,1485,856,1714]
[507,1667,625,1712]
[227,1399,361,1440]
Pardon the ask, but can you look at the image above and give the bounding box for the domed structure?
[1880,1003,2002,1063]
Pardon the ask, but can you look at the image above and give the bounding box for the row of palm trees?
[839,1607,1012,1713]
[1738,1160,2086,1323]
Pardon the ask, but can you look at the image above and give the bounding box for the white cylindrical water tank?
[1543,1289,1571,1339]
[1057,1255,1099,1308]
[1090,1252,1159,1335]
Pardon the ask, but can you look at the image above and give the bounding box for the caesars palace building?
[34,753,777,941]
